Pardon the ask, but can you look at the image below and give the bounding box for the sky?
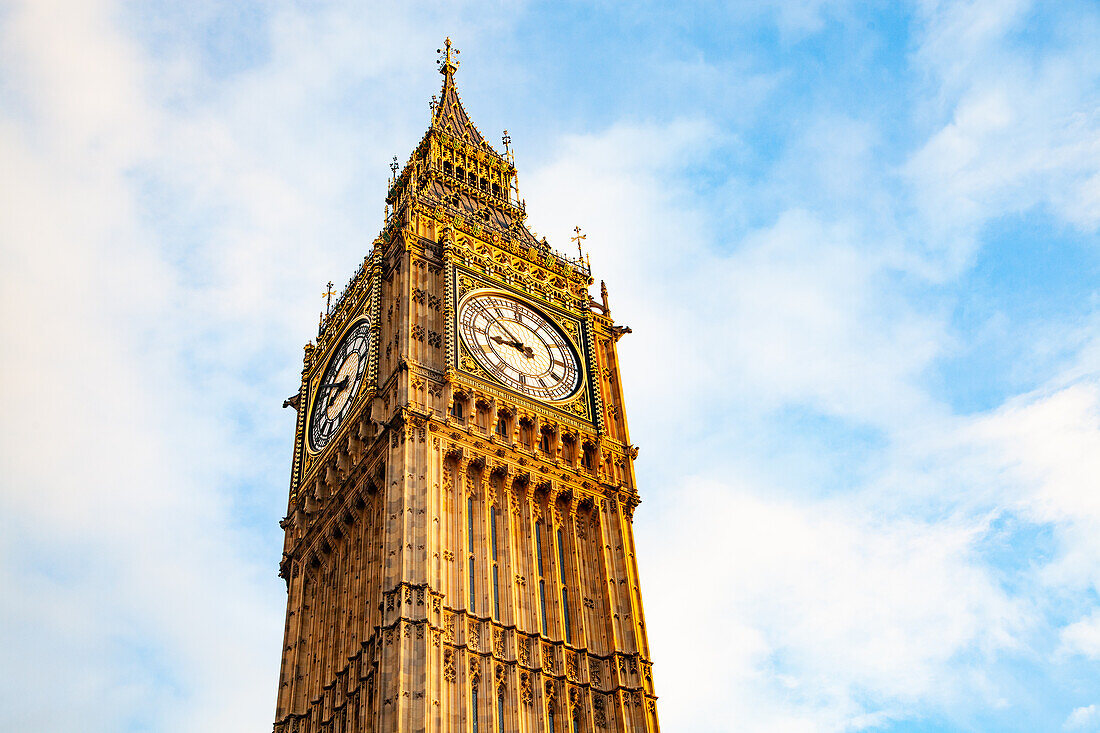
[1,0,1099,731]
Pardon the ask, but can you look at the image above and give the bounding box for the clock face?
[458,292,581,401]
[308,319,372,451]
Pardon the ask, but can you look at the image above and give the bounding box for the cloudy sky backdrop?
[2,1,1099,731]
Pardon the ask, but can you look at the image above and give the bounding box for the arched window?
[581,444,595,471]
[535,519,548,636]
[476,402,490,432]
[495,412,509,438]
[519,420,534,450]
[561,435,576,466]
[471,681,479,733]
[557,527,572,644]
[451,396,466,421]
[539,428,553,454]
[490,505,501,620]
[467,494,477,613]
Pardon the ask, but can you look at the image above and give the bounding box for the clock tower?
[274,41,659,733]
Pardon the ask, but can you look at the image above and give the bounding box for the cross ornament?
[436,37,460,72]
[571,226,587,257]
[322,281,336,314]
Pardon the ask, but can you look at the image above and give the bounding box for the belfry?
[274,41,659,732]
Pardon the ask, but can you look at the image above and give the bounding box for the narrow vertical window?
[558,528,572,644]
[572,716,580,733]
[468,496,476,613]
[497,694,505,733]
[548,708,555,733]
[535,519,548,636]
[491,506,500,620]
[471,685,479,733]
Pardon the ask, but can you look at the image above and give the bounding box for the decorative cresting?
[274,41,658,733]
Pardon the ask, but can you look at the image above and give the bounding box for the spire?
[430,38,500,157]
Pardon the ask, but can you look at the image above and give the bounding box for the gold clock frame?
[451,265,596,425]
[304,315,375,456]
[455,287,587,405]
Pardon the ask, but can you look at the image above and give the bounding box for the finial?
[436,37,460,74]
[571,225,587,258]
[502,130,511,151]
[430,94,438,112]
[322,280,336,314]
[600,280,609,313]
[390,156,399,179]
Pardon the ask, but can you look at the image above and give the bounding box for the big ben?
[274,41,659,733]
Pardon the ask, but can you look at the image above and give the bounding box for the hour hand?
[490,335,521,349]
[490,335,535,359]
[321,377,350,393]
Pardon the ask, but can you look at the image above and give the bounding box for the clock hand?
[492,320,538,360]
[320,376,350,393]
[490,335,536,359]
[490,335,523,349]
[495,319,526,346]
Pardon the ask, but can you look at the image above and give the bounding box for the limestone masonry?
[274,40,659,733]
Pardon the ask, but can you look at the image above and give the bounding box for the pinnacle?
[429,39,504,160]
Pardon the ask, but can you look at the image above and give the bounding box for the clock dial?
[308,319,372,451]
[458,292,581,401]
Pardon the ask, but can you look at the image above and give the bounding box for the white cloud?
[967,377,1100,592]
[1062,613,1100,660]
[638,480,1023,732]
[1065,704,1100,731]
[908,0,1100,267]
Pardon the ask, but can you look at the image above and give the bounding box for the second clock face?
[308,319,372,452]
[458,292,581,401]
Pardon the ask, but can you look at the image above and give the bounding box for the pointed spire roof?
[431,38,503,159]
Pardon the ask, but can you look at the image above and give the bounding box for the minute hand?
[495,319,526,346]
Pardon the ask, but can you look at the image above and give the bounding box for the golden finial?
[322,280,336,314]
[571,225,587,258]
[437,37,460,74]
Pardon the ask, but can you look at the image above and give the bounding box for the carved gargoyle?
[611,325,632,341]
[282,391,301,410]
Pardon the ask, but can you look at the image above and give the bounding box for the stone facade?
[274,41,658,733]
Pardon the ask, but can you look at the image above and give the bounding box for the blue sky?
[1,1,1099,731]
